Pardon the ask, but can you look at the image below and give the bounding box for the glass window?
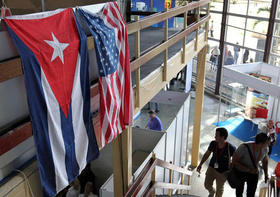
[248,0,271,18]
[246,19,268,34]
[228,0,248,15]
[226,26,244,44]
[277,5,280,19]
[211,1,224,12]
[209,13,222,39]
[244,31,266,51]
[227,15,246,29]
[269,54,280,66]
[273,23,280,37]
[271,37,280,55]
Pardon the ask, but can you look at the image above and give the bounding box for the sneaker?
[155,109,159,113]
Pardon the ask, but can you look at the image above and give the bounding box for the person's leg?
[277,187,280,197]
[155,103,159,113]
[147,102,151,110]
[268,145,272,156]
[204,167,216,197]
[215,171,227,197]
[246,173,259,197]
[235,170,245,197]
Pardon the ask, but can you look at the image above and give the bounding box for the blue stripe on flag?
[5,24,57,197]
[60,106,80,183]
[74,12,99,164]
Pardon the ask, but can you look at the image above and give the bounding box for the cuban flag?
[4,9,99,196]
[77,3,133,148]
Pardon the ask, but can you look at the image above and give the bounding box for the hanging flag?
[4,9,99,197]
[77,2,133,147]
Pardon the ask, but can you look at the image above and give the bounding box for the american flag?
[77,2,133,147]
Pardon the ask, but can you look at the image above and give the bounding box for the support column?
[191,46,207,167]
[112,127,132,197]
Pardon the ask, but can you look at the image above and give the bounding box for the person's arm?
[232,152,257,174]
[159,120,163,131]
[145,119,149,129]
[262,155,269,183]
[196,150,211,173]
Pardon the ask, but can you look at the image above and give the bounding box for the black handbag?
[226,144,240,188]
[227,167,240,188]
[227,144,259,189]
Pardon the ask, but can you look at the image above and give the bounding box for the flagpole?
[41,0,45,11]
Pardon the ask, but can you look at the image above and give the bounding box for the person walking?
[234,42,240,64]
[224,51,234,65]
[210,46,220,71]
[197,128,236,197]
[145,110,163,131]
[210,20,214,37]
[231,133,270,197]
[243,49,249,63]
[258,119,277,156]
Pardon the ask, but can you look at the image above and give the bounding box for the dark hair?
[255,133,269,144]
[216,127,228,140]
[148,110,155,114]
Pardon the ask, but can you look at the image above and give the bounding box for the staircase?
[124,154,194,197]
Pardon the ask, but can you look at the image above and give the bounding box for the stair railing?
[124,155,192,197]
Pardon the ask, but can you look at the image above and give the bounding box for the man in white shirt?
[258,119,277,156]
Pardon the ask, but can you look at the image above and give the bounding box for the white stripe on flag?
[71,54,89,174]
[111,72,121,135]
[101,76,115,144]
[41,69,68,193]
[101,77,108,147]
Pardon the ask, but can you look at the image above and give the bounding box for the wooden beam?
[0,58,22,83]
[182,12,187,64]
[131,15,210,71]
[151,153,156,197]
[191,45,208,167]
[112,127,133,196]
[163,7,168,82]
[195,7,200,51]
[127,0,210,34]
[204,3,210,41]
[168,161,173,196]
[112,137,124,197]
[121,127,133,191]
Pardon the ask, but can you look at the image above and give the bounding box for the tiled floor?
[134,80,277,197]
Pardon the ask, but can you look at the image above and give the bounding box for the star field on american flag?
[85,15,119,77]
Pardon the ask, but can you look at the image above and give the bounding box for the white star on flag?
[44,33,69,64]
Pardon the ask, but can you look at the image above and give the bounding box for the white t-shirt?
[258,123,276,142]
[66,187,80,197]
